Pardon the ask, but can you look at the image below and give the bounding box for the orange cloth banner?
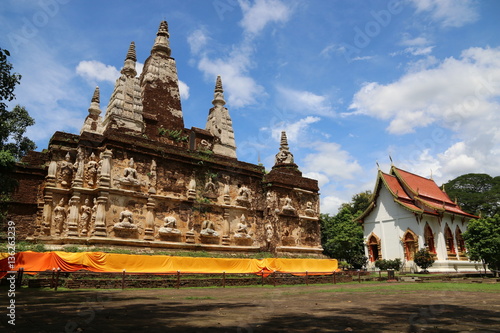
[0,252,338,278]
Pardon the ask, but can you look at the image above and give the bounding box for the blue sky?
[2,0,500,214]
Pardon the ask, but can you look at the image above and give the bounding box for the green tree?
[339,190,372,219]
[443,173,500,217]
[320,207,366,268]
[413,248,435,273]
[0,48,36,222]
[463,215,500,277]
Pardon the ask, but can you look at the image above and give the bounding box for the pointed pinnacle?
[280,131,289,149]
[157,20,169,37]
[215,75,223,93]
[91,86,100,104]
[126,41,137,62]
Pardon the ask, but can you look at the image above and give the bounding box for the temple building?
[357,165,481,272]
[7,21,322,256]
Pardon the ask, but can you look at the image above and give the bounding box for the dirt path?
[1,282,499,332]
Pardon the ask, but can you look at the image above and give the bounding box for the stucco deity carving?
[148,159,157,193]
[281,196,296,215]
[200,220,218,237]
[236,185,251,206]
[119,158,140,186]
[59,152,74,187]
[234,214,250,239]
[85,152,98,187]
[305,201,316,217]
[159,216,181,236]
[53,198,67,236]
[73,147,85,186]
[204,177,218,199]
[79,199,92,236]
[113,207,138,236]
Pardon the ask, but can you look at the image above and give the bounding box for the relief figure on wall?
[159,216,181,236]
[59,152,74,187]
[85,152,98,187]
[236,185,251,206]
[234,214,251,239]
[120,158,140,186]
[79,198,92,236]
[53,198,67,236]
[200,220,219,237]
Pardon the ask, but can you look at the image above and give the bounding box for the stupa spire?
[151,20,171,56]
[80,86,103,134]
[274,131,295,165]
[206,76,236,158]
[212,75,226,106]
[121,41,137,77]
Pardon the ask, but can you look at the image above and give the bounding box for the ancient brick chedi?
[8,21,321,255]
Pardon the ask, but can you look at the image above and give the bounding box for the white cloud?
[302,142,365,215]
[276,86,335,117]
[239,0,292,35]
[268,116,321,143]
[10,42,87,147]
[302,142,363,181]
[178,80,190,100]
[400,35,430,47]
[187,0,294,108]
[198,55,264,108]
[76,60,120,83]
[350,46,500,184]
[187,29,208,55]
[410,0,479,28]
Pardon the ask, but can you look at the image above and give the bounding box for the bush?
[413,248,435,272]
[374,258,402,271]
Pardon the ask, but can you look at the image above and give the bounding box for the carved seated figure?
[281,196,296,215]
[204,178,218,199]
[236,185,251,206]
[304,201,316,217]
[200,220,219,237]
[159,216,181,236]
[113,207,138,235]
[234,214,251,239]
[119,158,140,186]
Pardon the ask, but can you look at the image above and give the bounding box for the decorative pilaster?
[144,197,156,241]
[98,149,113,188]
[222,209,230,246]
[93,193,109,237]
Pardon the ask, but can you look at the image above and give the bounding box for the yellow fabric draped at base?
[0,252,338,278]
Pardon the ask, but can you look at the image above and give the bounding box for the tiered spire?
[122,41,137,77]
[205,76,237,158]
[274,131,295,165]
[102,42,144,133]
[151,20,171,56]
[140,20,184,135]
[80,86,103,134]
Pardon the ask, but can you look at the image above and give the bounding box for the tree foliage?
[463,215,500,276]
[0,48,36,222]
[339,190,372,218]
[320,206,366,268]
[443,173,500,217]
[413,248,435,272]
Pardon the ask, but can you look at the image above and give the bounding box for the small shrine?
[8,21,322,256]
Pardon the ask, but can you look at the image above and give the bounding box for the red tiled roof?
[392,167,455,204]
[356,166,478,222]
